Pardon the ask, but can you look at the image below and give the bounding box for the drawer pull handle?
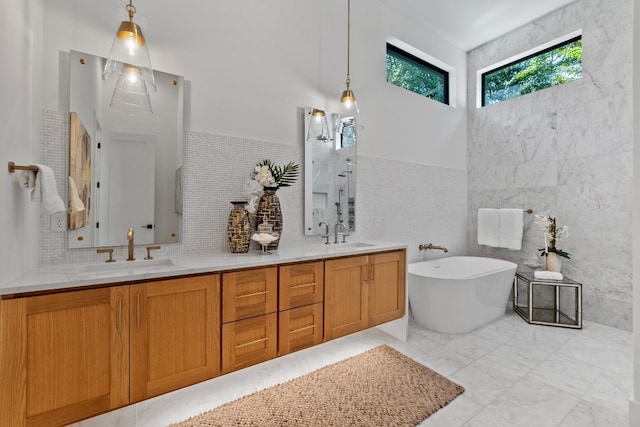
[236,337,268,348]
[236,290,268,299]
[290,282,316,290]
[290,324,316,334]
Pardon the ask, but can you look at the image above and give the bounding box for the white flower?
[243,179,263,214]
[254,165,276,187]
[534,214,551,232]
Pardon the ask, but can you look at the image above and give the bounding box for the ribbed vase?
[256,187,282,250]
[227,201,251,253]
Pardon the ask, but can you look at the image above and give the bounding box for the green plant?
[256,159,300,188]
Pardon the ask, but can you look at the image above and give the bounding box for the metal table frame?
[513,271,582,329]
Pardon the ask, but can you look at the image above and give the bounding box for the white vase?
[546,252,562,272]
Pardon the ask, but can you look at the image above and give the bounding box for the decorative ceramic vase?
[227,201,251,253]
[256,187,282,250]
[546,252,562,272]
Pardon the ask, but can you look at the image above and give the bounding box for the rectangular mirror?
[68,50,184,249]
[304,106,357,236]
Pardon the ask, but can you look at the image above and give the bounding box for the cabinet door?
[368,250,406,327]
[130,275,220,402]
[324,256,368,340]
[221,313,277,373]
[222,267,277,322]
[279,261,324,310]
[0,286,129,427]
[278,303,323,356]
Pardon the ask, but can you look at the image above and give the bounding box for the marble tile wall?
[39,110,468,267]
[467,0,633,330]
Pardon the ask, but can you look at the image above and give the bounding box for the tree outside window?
[482,37,582,106]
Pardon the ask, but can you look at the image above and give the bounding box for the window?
[482,36,582,106]
[386,43,449,105]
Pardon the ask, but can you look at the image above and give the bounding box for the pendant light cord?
[345,0,351,89]
[126,0,136,22]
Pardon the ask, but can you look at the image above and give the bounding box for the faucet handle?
[97,248,115,263]
[341,232,350,243]
[318,222,331,245]
[145,245,161,260]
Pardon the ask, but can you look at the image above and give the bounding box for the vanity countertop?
[0,240,406,296]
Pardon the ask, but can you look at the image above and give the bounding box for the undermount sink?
[301,241,377,256]
[79,258,175,275]
[336,242,375,249]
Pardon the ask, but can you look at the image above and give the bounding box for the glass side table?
[513,271,582,329]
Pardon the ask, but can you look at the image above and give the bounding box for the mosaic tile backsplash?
[40,109,469,268]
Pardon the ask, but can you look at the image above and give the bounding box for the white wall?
[41,0,466,169]
[33,0,469,267]
[0,0,43,284]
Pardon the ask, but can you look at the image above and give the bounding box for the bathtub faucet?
[418,243,448,252]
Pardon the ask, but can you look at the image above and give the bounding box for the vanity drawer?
[278,303,323,356]
[279,261,324,310]
[221,313,277,373]
[222,267,277,323]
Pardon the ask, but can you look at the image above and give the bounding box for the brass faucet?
[127,227,135,261]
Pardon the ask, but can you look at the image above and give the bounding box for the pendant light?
[103,0,156,109]
[306,108,331,142]
[340,0,358,113]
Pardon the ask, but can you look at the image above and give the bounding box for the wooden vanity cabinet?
[324,255,368,340]
[0,248,405,426]
[130,275,220,402]
[368,250,406,326]
[221,267,278,373]
[0,286,129,427]
[278,261,324,355]
[324,250,406,340]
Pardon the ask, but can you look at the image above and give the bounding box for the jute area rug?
[171,345,464,427]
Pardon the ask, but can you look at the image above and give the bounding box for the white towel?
[68,176,86,213]
[534,271,563,281]
[32,164,66,214]
[478,208,500,247]
[19,170,36,190]
[499,208,524,250]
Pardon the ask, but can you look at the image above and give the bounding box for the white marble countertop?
[0,240,406,296]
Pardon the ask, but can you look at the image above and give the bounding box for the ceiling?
[378,0,578,51]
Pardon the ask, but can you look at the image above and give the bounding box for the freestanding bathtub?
[408,256,517,334]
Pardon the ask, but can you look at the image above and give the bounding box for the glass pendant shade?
[340,89,356,110]
[103,5,156,95]
[306,109,331,142]
[109,86,153,115]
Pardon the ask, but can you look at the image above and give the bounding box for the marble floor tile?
[558,400,629,427]
[70,311,633,427]
[465,375,581,427]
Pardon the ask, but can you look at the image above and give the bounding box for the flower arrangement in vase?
[535,214,570,272]
[246,159,299,250]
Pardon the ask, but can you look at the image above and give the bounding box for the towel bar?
[8,162,38,174]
